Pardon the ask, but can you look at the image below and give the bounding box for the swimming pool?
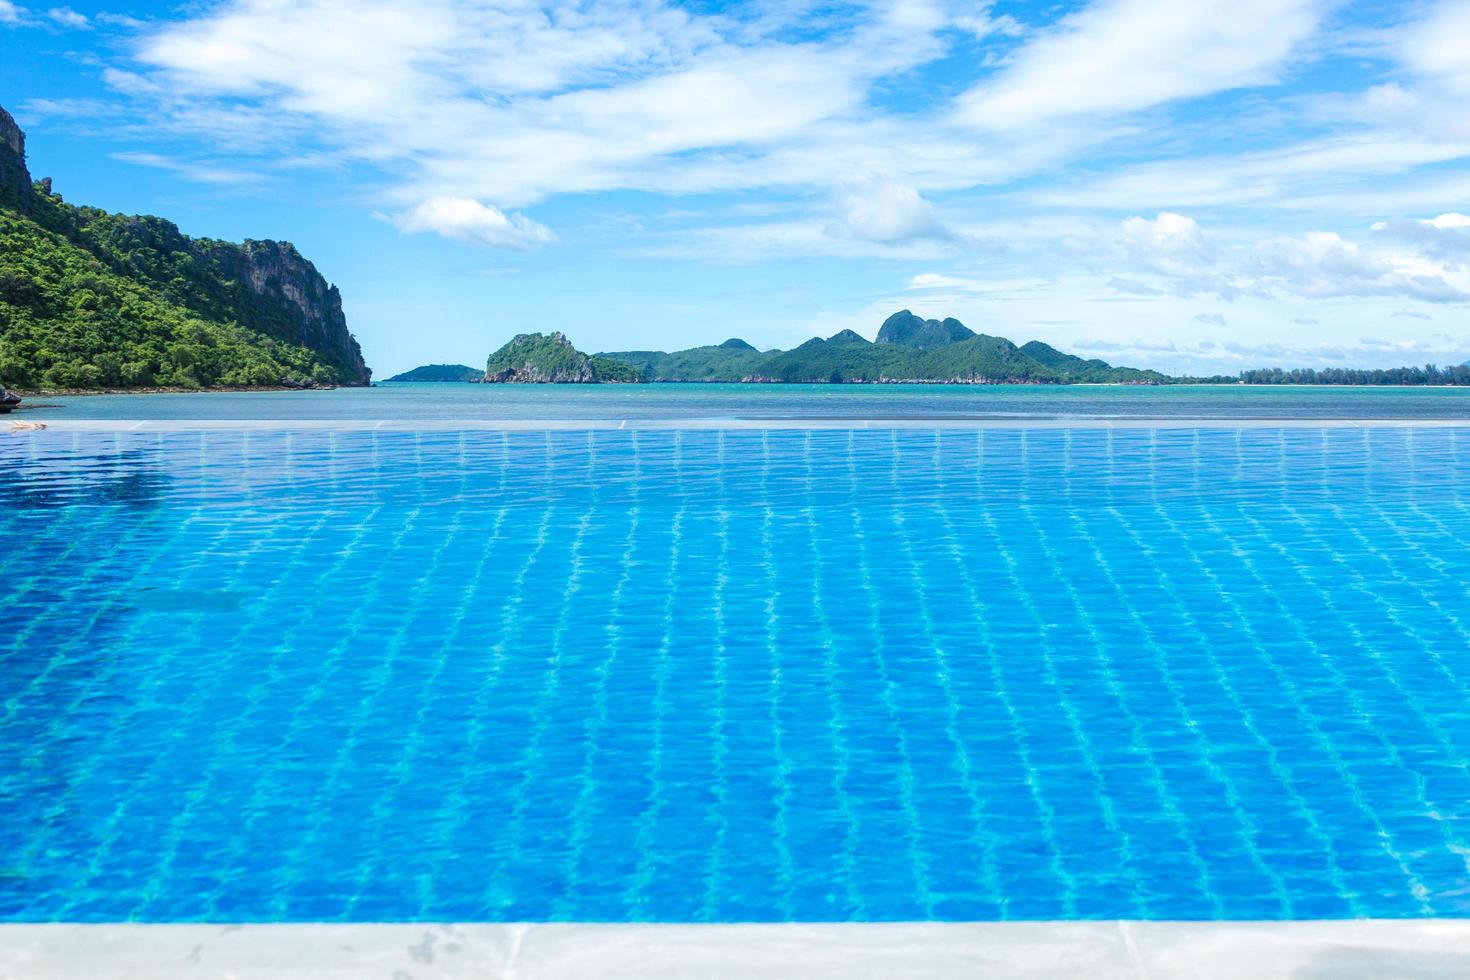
[4,425,1470,922]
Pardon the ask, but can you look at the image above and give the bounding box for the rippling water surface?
[4,426,1470,921]
[26,381,1470,420]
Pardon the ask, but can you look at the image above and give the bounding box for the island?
[448,312,1470,386]
[383,363,482,383]
[483,331,643,383]
[0,104,370,392]
[471,312,1173,385]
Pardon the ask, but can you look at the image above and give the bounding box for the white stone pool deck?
[4,921,1470,978]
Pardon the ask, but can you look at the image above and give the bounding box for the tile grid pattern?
[3,427,1470,921]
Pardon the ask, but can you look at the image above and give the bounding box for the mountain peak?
[876,310,976,349]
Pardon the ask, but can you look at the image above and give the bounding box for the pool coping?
[15,416,1470,432]
[4,920,1470,978]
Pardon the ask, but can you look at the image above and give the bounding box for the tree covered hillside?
[597,310,1170,384]
[0,104,370,390]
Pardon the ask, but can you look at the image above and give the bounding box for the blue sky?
[3,0,1470,377]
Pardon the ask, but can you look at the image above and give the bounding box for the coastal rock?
[485,332,596,382]
[484,331,643,383]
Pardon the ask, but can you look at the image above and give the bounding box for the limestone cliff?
[484,332,643,383]
[0,105,32,209]
[0,103,371,387]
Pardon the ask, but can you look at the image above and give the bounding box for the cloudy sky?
[4,0,1470,375]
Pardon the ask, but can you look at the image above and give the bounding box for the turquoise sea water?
[23,381,1470,420]
[5,424,1470,922]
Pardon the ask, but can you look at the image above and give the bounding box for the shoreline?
[11,383,372,398]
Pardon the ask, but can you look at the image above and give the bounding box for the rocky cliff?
[484,331,643,383]
[0,105,32,209]
[0,103,371,387]
[194,237,370,384]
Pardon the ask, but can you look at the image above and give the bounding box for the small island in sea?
[383,363,483,383]
[484,331,642,383]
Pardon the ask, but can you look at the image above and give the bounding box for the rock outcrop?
[0,105,32,209]
[206,239,371,385]
[484,332,642,383]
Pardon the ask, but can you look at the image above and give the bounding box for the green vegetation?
[600,338,769,382]
[875,310,976,349]
[485,331,644,383]
[1239,365,1470,385]
[384,363,482,382]
[0,208,345,389]
[0,104,369,390]
[595,310,1171,384]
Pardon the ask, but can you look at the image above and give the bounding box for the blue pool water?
[4,425,1470,922]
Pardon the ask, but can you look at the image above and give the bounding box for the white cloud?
[1120,212,1207,254]
[387,196,556,250]
[95,12,145,28]
[124,0,961,208]
[828,175,950,243]
[1372,212,1470,258]
[96,0,1357,219]
[110,150,262,185]
[46,5,86,28]
[907,272,1055,294]
[1193,313,1227,326]
[0,2,23,26]
[1249,231,1467,303]
[954,0,1327,128]
[1398,0,1470,95]
[1106,276,1165,296]
[633,217,955,262]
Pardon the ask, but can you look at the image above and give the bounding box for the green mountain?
[599,338,769,382]
[384,363,482,382]
[0,105,370,390]
[594,312,1165,384]
[752,333,895,382]
[876,309,977,349]
[485,331,643,383]
[1018,340,1167,383]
